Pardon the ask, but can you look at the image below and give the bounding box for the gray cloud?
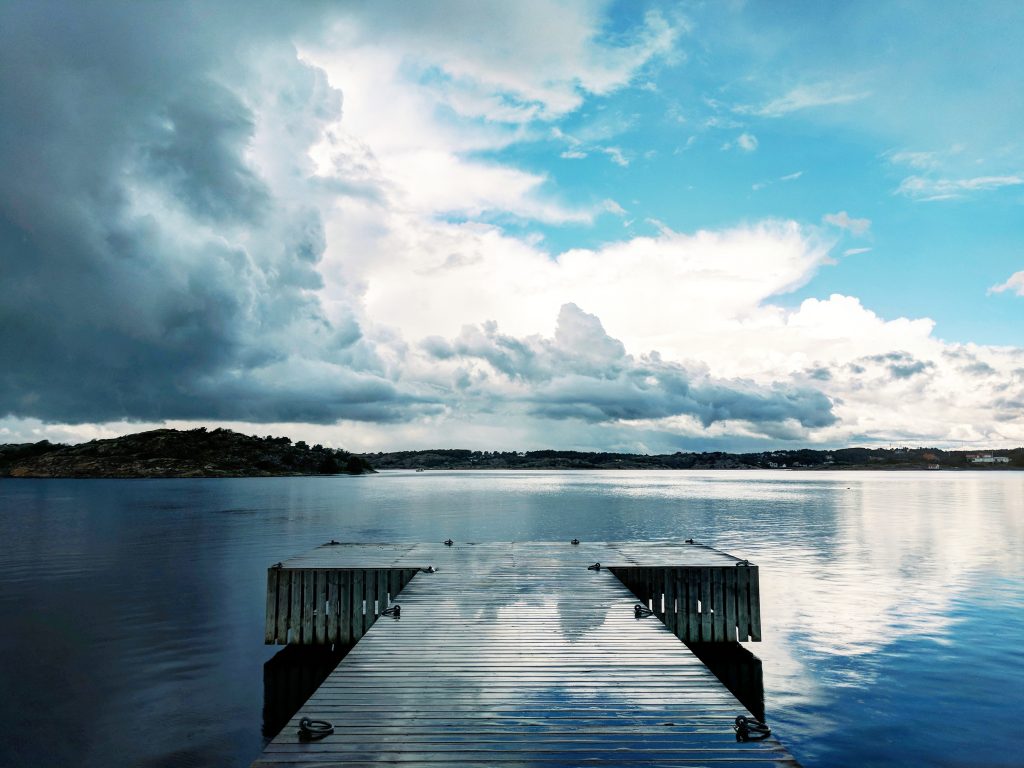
[961,361,997,377]
[862,352,935,380]
[804,366,833,381]
[0,2,430,425]
[423,304,836,433]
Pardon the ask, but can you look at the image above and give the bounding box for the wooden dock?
[254,541,797,767]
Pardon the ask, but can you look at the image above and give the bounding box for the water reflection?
[1,471,1022,767]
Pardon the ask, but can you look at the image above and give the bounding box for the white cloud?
[321,185,1024,448]
[989,270,1024,296]
[887,150,940,170]
[753,171,801,192]
[601,146,630,166]
[741,82,870,118]
[897,174,1024,201]
[823,211,871,236]
[602,199,627,216]
[721,132,758,152]
[843,247,872,256]
[7,1,1024,452]
[331,3,679,121]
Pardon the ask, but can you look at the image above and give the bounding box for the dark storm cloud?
[0,1,428,424]
[424,304,836,432]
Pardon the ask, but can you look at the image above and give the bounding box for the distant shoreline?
[358,446,1023,472]
[3,428,1020,477]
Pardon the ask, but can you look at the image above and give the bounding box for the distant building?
[970,455,1010,464]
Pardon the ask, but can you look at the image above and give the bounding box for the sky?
[1,0,1023,452]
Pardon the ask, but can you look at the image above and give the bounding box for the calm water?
[0,470,1022,767]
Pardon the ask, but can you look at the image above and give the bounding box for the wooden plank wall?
[610,565,762,642]
[264,567,419,645]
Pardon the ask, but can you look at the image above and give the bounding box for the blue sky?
[1,1,1022,450]
[486,1,1024,344]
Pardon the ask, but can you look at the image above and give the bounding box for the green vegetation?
[0,428,373,478]
[360,446,1024,471]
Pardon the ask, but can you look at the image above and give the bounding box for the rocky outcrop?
[1,428,374,478]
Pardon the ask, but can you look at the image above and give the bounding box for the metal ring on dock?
[634,603,655,618]
[571,538,580,545]
[587,562,601,571]
[733,715,771,742]
[297,717,334,740]
[444,538,453,546]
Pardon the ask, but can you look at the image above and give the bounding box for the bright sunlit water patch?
[0,470,1021,767]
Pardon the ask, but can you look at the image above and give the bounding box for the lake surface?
[1,470,1022,767]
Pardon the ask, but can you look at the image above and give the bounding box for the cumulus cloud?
[0,2,433,425]
[2,1,1023,452]
[325,2,679,121]
[420,304,835,433]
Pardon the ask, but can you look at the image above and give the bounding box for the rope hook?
[444,538,453,546]
[734,715,771,742]
[382,605,401,618]
[634,603,655,618]
[297,717,334,741]
[587,562,601,571]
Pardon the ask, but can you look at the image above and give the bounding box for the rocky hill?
[0,428,374,478]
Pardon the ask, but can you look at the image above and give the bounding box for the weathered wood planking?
[253,543,796,767]
[265,541,761,645]
[602,563,761,643]
[264,566,419,645]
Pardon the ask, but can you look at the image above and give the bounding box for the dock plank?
[253,543,798,767]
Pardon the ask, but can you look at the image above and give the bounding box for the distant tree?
[346,456,369,474]
[318,454,341,474]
